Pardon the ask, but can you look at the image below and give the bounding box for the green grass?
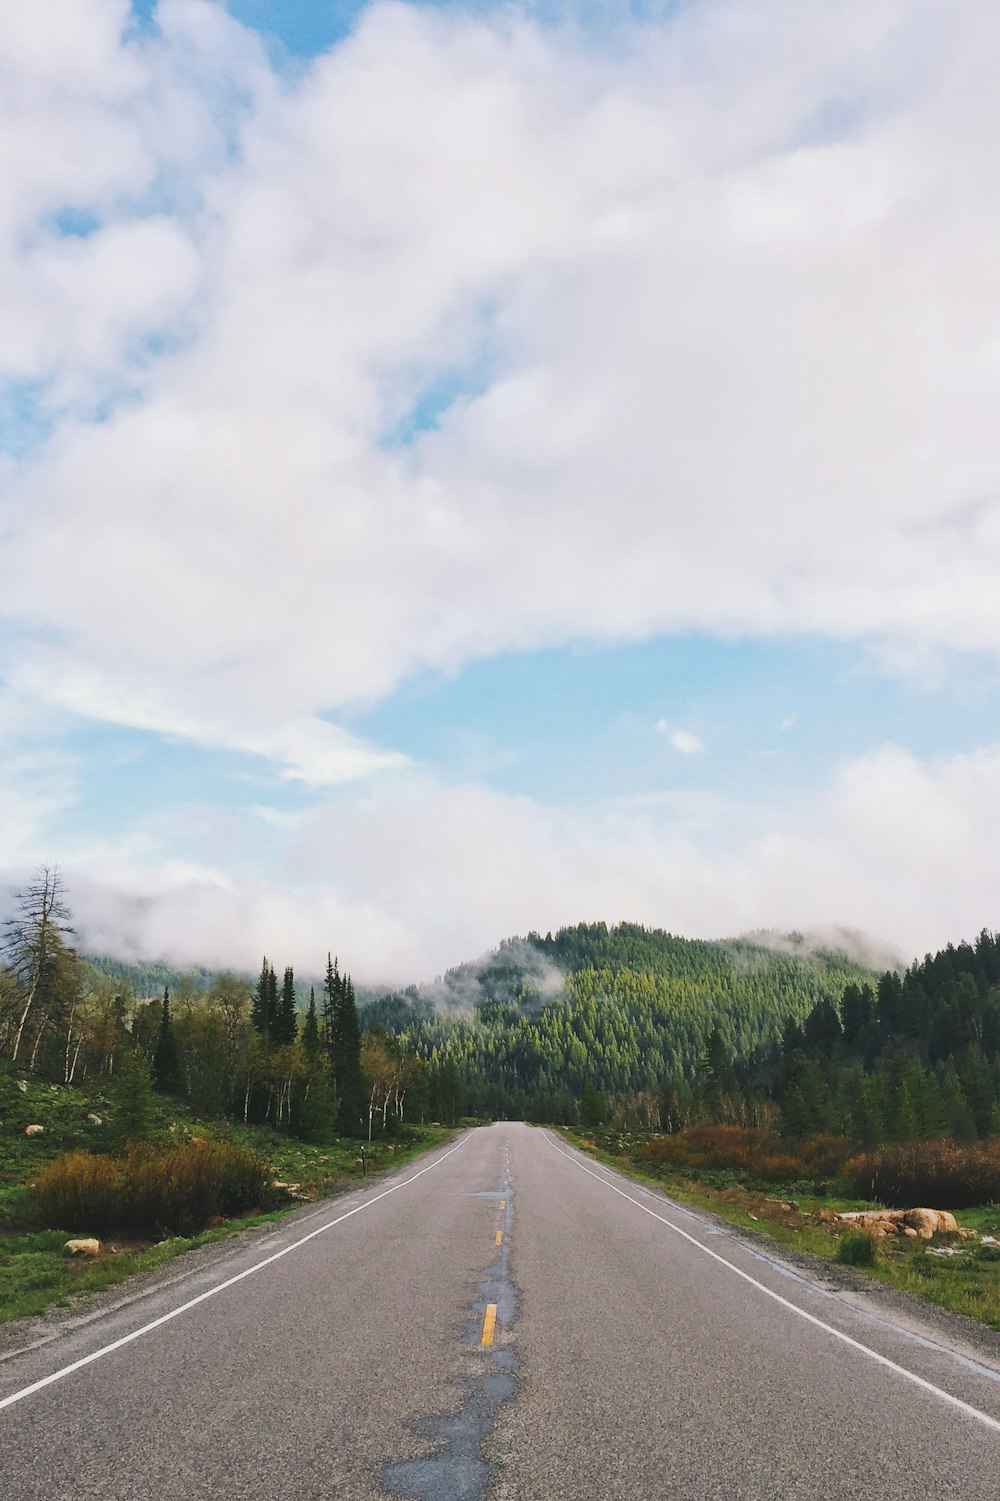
[836,1230,881,1267]
[561,1128,1000,1331]
[0,1076,454,1323]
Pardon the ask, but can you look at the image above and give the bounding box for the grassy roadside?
[0,1080,455,1324]
[559,1127,1000,1332]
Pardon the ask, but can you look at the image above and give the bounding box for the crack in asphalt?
[384,1158,517,1501]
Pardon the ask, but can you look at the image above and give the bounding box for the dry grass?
[30,1140,272,1237]
[843,1140,1000,1209]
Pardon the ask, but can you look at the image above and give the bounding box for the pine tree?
[273,966,297,1046]
[152,987,181,1094]
[251,958,277,1040]
[302,986,321,1065]
[113,1051,158,1147]
[580,1079,607,1126]
[322,953,340,1078]
[334,976,364,1136]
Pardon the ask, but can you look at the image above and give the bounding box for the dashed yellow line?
[481,1304,497,1346]
[494,1230,503,1246]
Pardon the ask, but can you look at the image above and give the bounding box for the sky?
[2,0,1000,983]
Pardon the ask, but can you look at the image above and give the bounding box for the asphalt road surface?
[2,1123,999,1499]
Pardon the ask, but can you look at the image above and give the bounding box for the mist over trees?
[0,869,444,1138]
[3,871,998,1148]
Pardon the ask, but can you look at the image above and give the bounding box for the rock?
[836,1211,898,1236]
[15,1079,27,1093]
[87,1113,103,1126]
[25,1124,44,1136]
[900,1208,939,1240]
[835,1207,966,1241]
[65,1239,100,1256]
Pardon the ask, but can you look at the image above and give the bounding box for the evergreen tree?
[322,953,341,1078]
[334,976,364,1135]
[580,1079,608,1126]
[152,986,181,1094]
[302,986,321,1065]
[113,1051,158,1145]
[273,965,297,1046]
[701,1027,738,1120]
[251,957,277,1040]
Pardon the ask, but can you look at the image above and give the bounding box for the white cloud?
[7,653,404,785]
[0,0,999,763]
[17,739,997,983]
[3,3,1000,977]
[655,720,705,755]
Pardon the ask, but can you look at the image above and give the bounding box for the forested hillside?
[768,930,1000,1142]
[0,869,443,1141]
[9,865,995,1146]
[377,922,878,1122]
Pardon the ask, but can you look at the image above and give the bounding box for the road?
[1,1123,999,1499]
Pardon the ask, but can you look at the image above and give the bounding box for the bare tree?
[1,866,76,1066]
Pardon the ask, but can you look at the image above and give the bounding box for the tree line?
[0,868,466,1138]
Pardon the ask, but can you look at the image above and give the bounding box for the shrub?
[30,1140,272,1236]
[636,1125,855,1187]
[28,1152,120,1235]
[836,1230,880,1267]
[842,1140,1000,1209]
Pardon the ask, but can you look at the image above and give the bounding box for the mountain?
[364,921,883,1120]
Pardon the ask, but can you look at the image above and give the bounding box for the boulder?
[86,1113,103,1126]
[835,1207,966,1240]
[25,1124,44,1136]
[65,1239,100,1256]
[899,1208,939,1240]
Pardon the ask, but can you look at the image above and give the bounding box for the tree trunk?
[29,1019,48,1071]
[10,980,38,1064]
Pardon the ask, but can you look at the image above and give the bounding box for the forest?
[3,868,999,1150]
[384,922,880,1125]
[0,868,464,1141]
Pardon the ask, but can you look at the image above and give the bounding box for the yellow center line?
[494,1229,503,1245]
[480,1304,497,1346]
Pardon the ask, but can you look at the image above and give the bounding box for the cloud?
[7,653,405,785]
[656,720,705,755]
[19,739,998,983]
[2,3,1000,980]
[1,0,1000,765]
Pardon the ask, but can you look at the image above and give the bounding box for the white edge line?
[542,1131,1000,1437]
[0,1133,470,1415]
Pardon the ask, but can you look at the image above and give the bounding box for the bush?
[30,1140,272,1236]
[836,1230,880,1267]
[636,1125,855,1187]
[28,1152,120,1234]
[842,1140,1000,1209]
